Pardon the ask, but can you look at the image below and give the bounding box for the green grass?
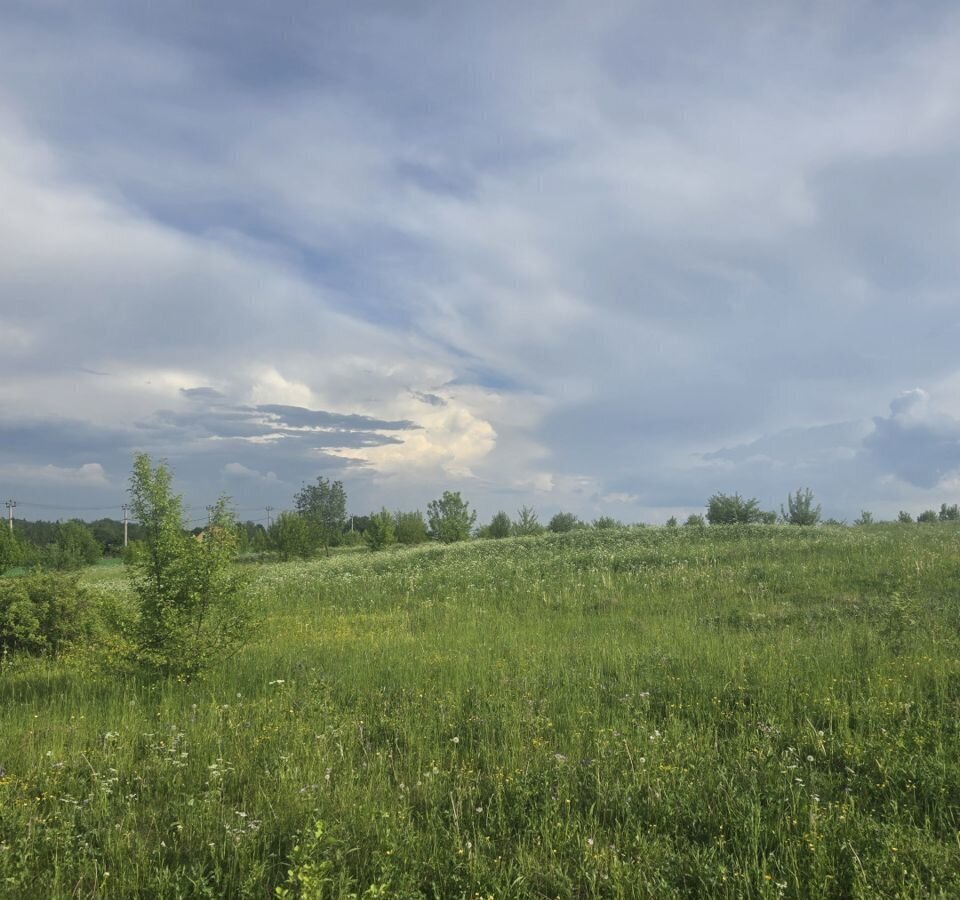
[2,525,960,897]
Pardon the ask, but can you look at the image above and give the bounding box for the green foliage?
[684,513,706,528]
[426,491,476,543]
[854,510,874,526]
[295,477,347,552]
[939,502,959,521]
[706,492,762,524]
[393,510,429,545]
[0,526,21,574]
[758,509,779,525]
[486,511,512,539]
[5,525,960,896]
[268,512,316,561]
[364,508,396,551]
[897,510,914,524]
[665,516,678,528]
[127,454,251,677]
[547,511,582,533]
[918,509,939,523]
[45,519,102,570]
[782,487,821,526]
[592,515,623,530]
[513,505,544,536]
[0,571,96,654]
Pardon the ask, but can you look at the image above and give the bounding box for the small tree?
[295,477,347,553]
[365,508,396,551]
[548,512,582,533]
[918,509,939,524]
[706,492,762,525]
[0,527,21,574]
[684,513,706,528]
[897,510,913,524]
[394,510,429,544]
[665,516,678,528]
[269,512,316,560]
[128,454,251,676]
[593,516,623,530]
[427,491,476,543]
[513,506,544,536]
[486,511,513,539]
[853,510,874,526]
[47,520,102,570]
[939,503,960,521]
[782,488,821,526]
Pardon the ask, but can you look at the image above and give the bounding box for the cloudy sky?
[2,0,960,525]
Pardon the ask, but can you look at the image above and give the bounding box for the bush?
[548,512,583,533]
[268,512,316,561]
[394,511,429,545]
[706,492,762,525]
[128,454,252,677]
[427,491,476,543]
[513,506,544,536]
[0,527,22,574]
[782,488,821,526]
[939,503,959,521]
[917,509,938,523]
[365,508,396,551]
[45,520,102,570]
[0,572,97,655]
[897,510,913,524]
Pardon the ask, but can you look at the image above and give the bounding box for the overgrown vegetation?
[126,453,252,677]
[2,524,960,896]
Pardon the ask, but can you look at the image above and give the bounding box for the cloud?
[863,389,960,488]
[0,462,108,487]
[222,462,280,483]
[1,2,960,520]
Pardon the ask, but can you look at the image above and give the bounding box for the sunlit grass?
[2,525,960,897]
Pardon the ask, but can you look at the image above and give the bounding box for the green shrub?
[0,571,97,654]
[128,454,252,677]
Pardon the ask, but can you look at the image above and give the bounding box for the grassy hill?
[2,525,959,897]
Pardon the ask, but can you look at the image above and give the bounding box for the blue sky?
[2,0,960,524]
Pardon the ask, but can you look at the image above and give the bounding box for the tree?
[394,510,429,545]
[365,508,396,551]
[295,477,347,553]
[427,491,476,543]
[897,510,914,524]
[548,512,582,533]
[918,509,939,523]
[939,503,960,522]
[853,510,874,526]
[0,526,21,574]
[268,512,315,560]
[593,516,623,530]
[782,488,821,526]
[486,511,512,539]
[513,506,544,536]
[684,514,706,528]
[47,520,102,570]
[128,454,251,676]
[665,516,678,528]
[706,493,762,525]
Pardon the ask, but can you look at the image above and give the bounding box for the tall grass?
[1,525,959,897]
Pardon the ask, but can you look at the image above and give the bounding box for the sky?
[2,0,960,526]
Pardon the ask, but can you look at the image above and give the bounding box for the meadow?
[1,524,959,898]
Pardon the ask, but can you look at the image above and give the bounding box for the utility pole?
[265,506,274,529]
[122,503,129,548]
[5,500,15,533]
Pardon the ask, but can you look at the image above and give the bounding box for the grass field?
[1,525,959,898]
